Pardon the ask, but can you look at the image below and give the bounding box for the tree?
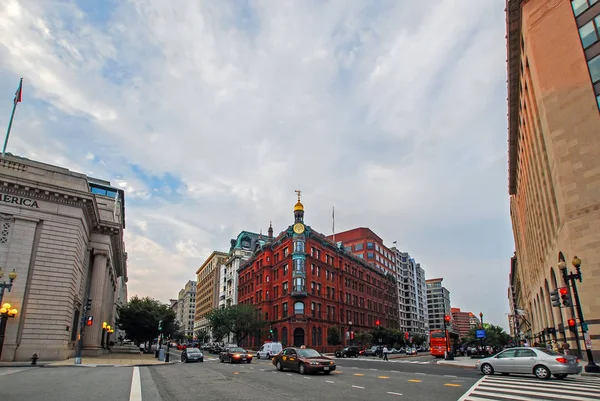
[195,328,211,344]
[116,296,178,345]
[464,324,511,348]
[412,334,427,346]
[354,331,372,348]
[327,326,342,348]
[206,304,266,345]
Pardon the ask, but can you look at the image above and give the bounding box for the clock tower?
[291,190,307,297]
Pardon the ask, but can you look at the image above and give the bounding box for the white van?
[256,342,283,359]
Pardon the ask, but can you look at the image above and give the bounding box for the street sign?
[476,329,486,339]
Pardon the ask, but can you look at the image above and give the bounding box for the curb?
[581,372,600,377]
[436,362,477,370]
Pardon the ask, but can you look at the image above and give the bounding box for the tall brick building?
[450,308,472,339]
[237,193,399,351]
[507,0,600,359]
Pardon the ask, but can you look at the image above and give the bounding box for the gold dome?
[294,201,304,212]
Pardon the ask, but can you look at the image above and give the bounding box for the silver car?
[475,347,581,379]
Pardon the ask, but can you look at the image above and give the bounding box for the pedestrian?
[139,342,145,356]
[383,345,389,361]
[563,341,570,356]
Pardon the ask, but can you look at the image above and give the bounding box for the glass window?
[294,301,304,314]
[572,0,592,16]
[294,239,305,253]
[294,258,305,271]
[580,21,599,48]
[589,55,600,83]
[367,252,374,259]
[366,242,374,249]
[293,277,305,292]
[355,243,363,251]
[596,94,600,109]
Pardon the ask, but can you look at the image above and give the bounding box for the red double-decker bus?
[430,329,459,358]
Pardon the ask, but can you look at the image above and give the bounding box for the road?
[1,352,599,401]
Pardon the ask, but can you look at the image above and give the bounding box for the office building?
[507,0,600,357]
[426,278,451,331]
[176,280,196,339]
[450,308,472,339]
[194,251,228,336]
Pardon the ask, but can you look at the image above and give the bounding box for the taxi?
[272,346,336,374]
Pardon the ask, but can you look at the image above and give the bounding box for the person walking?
[139,342,145,356]
[382,345,389,361]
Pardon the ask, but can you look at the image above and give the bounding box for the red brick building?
[237,193,399,352]
[450,308,472,339]
[328,228,396,275]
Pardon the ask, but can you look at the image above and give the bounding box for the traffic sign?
[476,329,486,339]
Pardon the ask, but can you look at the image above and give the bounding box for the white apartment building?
[426,278,452,331]
[177,280,196,339]
[219,231,264,308]
[393,250,429,336]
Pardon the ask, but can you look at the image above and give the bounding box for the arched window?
[294,301,305,315]
[281,327,288,346]
[294,239,305,253]
[312,327,317,346]
[317,327,322,346]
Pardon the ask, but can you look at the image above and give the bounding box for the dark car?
[219,347,253,363]
[181,347,204,363]
[272,347,336,375]
[335,346,359,358]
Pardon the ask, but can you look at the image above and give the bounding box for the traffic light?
[158,319,163,332]
[269,325,273,339]
[550,289,561,307]
[568,318,576,333]
[375,320,380,327]
[444,315,451,322]
[560,288,572,307]
[85,298,92,311]
[86,316,93,326]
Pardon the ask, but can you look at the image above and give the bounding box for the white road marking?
[303,376,311,379]
[260,369,265,371]
[287,373,292,376]
[369,368,377,371]
[352,385,365,389]
[351,367,358,369]
[415,373,426,375]
[387,392,403,396]
[326,380,335,383]
[129,367,142,401]
[444,375,457,378]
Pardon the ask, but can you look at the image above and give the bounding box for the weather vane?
[295,189,302,201]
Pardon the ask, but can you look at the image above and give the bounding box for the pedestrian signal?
[568,318,576,333]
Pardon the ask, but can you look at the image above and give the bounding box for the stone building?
[0,155,127,362]
[507,0,600,359]
[176,280,196,339]
[426,278,451,331]
[194,251,227,337]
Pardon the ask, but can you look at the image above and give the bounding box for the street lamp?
[102,322,108,349]
[348,321,353,346]
[0,268,17,360]
[443,315,453,360]
[559,254,599,373]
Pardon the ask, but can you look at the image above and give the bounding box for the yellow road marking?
[408,379,422,383]
[333,371,342,374]
[353,373,364,376]
[377,376,390,379]
[233,372,239,375]
[444,383,461,387]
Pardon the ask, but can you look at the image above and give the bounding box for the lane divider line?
[129,367,142,401]
[352,385,365,389]
[387,392,403,396]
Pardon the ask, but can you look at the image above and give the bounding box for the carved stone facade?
[0,155,127,362]
[507,0,600,359]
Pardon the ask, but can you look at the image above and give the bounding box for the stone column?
[82,249,108,355]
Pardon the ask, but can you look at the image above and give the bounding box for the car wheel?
[257,354,261,359]
[342,354,347,358]
[481,363,494,375]
[298,363,306,375]
[267,353,271,359]
[534,365,550,380]
[276,361,283,371]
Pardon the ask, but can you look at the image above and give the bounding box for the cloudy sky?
[0,0,513,329]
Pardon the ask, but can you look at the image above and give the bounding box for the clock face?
[293,223,305,234]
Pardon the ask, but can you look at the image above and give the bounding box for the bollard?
[31,353,38,365]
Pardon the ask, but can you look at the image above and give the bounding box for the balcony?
[291,290,307,298]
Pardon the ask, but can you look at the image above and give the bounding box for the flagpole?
[332,206,335,245]
[3,78,23,157]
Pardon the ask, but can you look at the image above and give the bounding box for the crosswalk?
[352,357,432,364]
[458,374,600,401]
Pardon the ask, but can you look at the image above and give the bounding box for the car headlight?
[310,362,319,365]
[330,361,334,365]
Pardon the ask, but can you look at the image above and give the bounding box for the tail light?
[556,357,568,364]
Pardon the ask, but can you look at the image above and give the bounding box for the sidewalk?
[0,353,173,368]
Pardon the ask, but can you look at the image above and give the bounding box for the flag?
[14,79,23,104]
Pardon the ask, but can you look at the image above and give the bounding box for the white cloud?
[0,0,513,329]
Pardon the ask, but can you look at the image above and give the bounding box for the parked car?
[272,347,336,374]
[335,346,360,358]
[220,347,253,363]
[406,347,417,355]
[181,347,204,363]
[475,347,582,380]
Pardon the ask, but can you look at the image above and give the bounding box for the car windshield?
[229,347,246,353]
[298,349,321,357]
[536,348,562,356]
[187,348,201,353]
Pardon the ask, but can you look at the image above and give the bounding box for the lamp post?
[101,322,107,349]
[479,312,485,356]
[443,315,453,360]
[348,321,353,346]
[0,268,17,360]
[558,254,599,373]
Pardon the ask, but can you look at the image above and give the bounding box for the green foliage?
[116,296,179,345]
[327,326,342,347]
[412,334,427,346]
[354,331,372,347]
[464,324,511,347]
[206,304,267,345]
[195,328,211,344]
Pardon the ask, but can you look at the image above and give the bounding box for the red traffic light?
[444,315,451,322]
[86,316,93,326]
[375,320,380,327]
[568,318,576,327]
[559,288,568,296]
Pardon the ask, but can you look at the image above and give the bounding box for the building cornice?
[507,0,523,195]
